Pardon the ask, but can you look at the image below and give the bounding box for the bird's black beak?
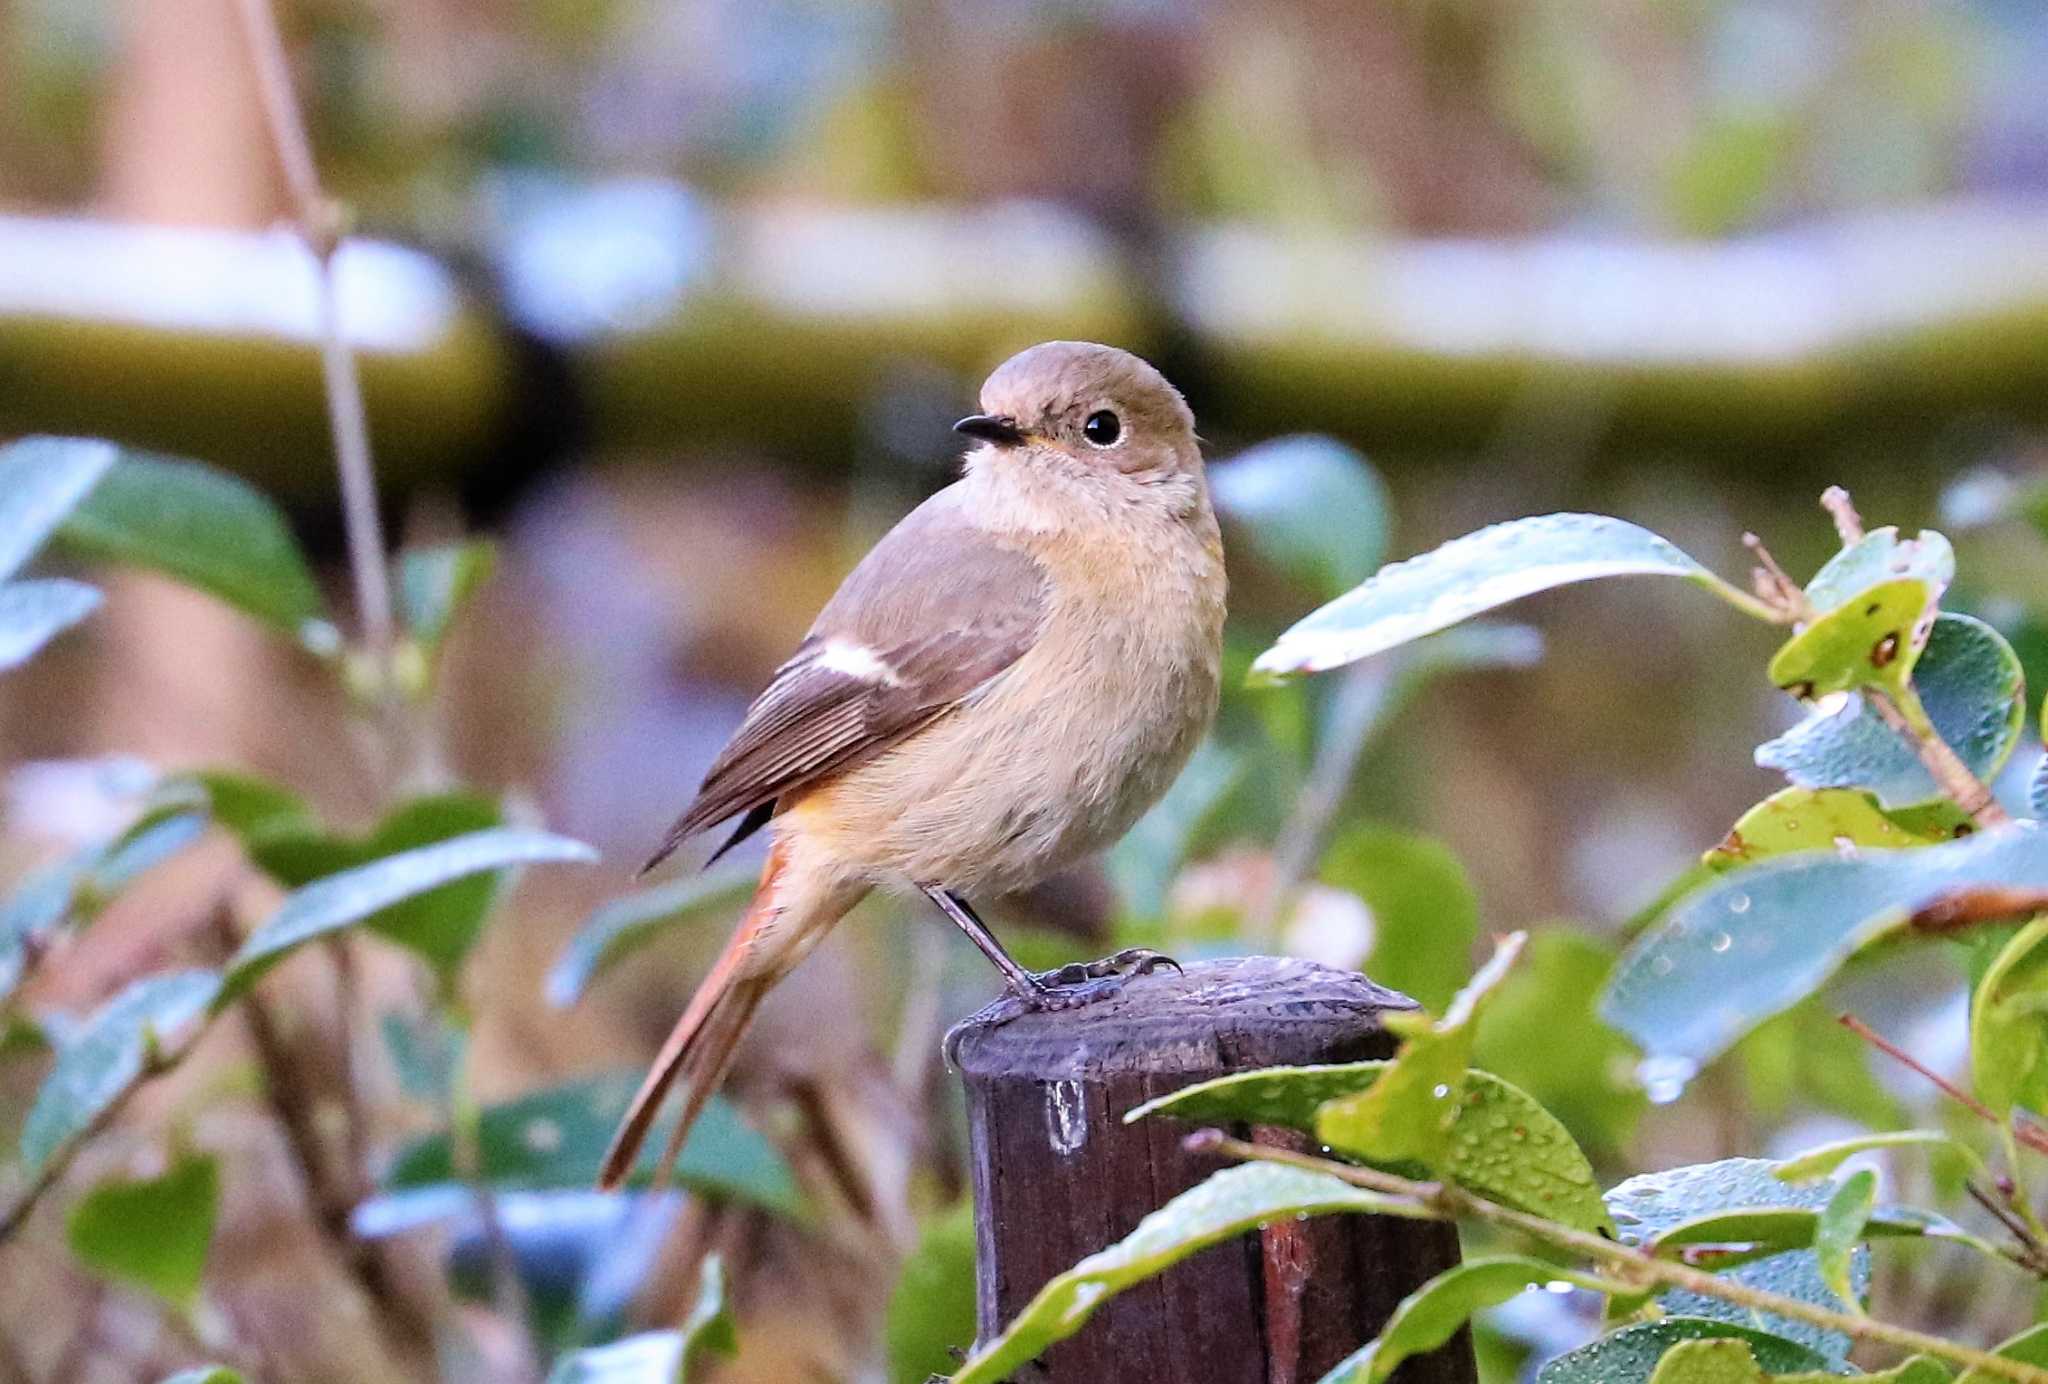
[953,414,1025,447]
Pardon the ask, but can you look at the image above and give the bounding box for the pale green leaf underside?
[0,578,101,671]
[225,828,597,998]
[1253,514,1753,681]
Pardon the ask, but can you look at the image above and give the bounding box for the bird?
[598,340,1227,1190]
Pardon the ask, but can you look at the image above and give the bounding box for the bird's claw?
[1031,946,1181,991]
[1008,946,1181,1012]
[945,948,1185,1059]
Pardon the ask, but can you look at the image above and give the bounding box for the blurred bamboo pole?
[4,201,2048,492]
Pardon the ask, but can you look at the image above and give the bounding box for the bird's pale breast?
[782,510,1224,895]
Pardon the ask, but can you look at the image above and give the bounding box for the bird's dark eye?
[1082,410,1121,447]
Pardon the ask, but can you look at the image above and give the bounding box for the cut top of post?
[947,955,1418,1082]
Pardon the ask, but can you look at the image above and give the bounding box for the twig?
[1253,662,1392,941]
[211,909,438,1354]
[1840,1009,2048,1258]
[229,0,398,699]
[1965,1182,2048,1273]
[1187,1131,2048,1384]
[1865,686,2010,828]
[0,1043,189,1241]
[1822,486,1866,544]
[1743,532,1814,622]
[1839,1012,2010,1131]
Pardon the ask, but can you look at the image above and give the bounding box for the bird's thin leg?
[922,887,1045,999]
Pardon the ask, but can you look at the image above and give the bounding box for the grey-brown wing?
[645,488,1048,871]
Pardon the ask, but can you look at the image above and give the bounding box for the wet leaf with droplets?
[1605,1159,1866,1363]
[1703,787,1951,872]
[1125,1061,1611,1234]
[948,1163,1430,1384]
[1534,1319,1831,1384]
[1638,1337,1948,1384]
[1314,934,1523,1171]
[1252,513,1765,682]
[1604,823,2048,1069]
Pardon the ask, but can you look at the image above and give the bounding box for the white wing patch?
[815,639,902,685]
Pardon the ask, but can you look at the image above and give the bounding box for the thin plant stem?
[229,0,399,699]
[1188,1131,2048,1384]
[1866,684,2009,828]
[1822,486,1866,544]
[1253,661,1391,941]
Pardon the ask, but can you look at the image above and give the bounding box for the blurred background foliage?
[3,0,2048,1380]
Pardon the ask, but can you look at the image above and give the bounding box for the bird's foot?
[988,947,1181,1020]
[945,949,1184,1060]
[1024,946,1181,1000]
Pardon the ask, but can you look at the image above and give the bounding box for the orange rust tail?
[597,843,789,1191]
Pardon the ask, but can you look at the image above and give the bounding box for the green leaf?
[179,770,317,845]
[66,1151,219,1309]
[1970,914,2048,1121]
[1106,740,1245,920]
[242,793,511,988]
[1316,1257,1620,1384]
[397,539,498,653]
[1252,513,1763,682]
[1638,1341,1952,1384]
[547,861,758,1007]
[1534,1320,1832,1384]
[55,453,335,651]
[22,970,221,1173]
[678,1255,737,1377]
[1647,1338,1774,1384]
[1959,1325,2048,1384]
[544,1252,737,1384]
[1471,930,1646,1159]
[1705,788,1949,872]
[1126,1060,1610,1234]
[887,1202,978,1384]
[1766,578,1933,697]
[380,1011,467,1103]
[0,807,209,1004]
[1319,827,1478,1013]
[547,1254,737,1383]
[948,1162,1429,1384]
[1774,1130,1988,1184]
[0,437,117,580]
[0,578,102,670]
[1314,933,1523,1170]
[384,1072,806,1219]
[1606,1159,1866,1363]
[1642,1202,1958,1261]
[1210,435,1390,598]
[223,827,596,999]
[157,1370,244,1384]
[1803,528,1955,615]
[1812,1170,1873,1312]
[1757,614,2025,808]
[1736,1000,1901,1132]
[1602,824,2048,1070]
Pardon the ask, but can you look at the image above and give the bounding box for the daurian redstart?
[599,341,1227,1189]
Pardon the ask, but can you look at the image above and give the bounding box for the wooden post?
[950,955,1477,1384]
